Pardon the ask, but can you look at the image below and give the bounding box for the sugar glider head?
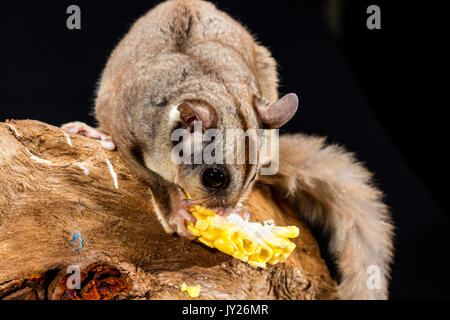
[158,94,298,211]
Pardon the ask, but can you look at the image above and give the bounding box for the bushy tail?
[258,134,394,299]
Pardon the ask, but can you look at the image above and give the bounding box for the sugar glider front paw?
[61,121,116,151]
[168,199,197,239]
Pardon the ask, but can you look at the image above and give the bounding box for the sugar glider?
[62,0,393,299]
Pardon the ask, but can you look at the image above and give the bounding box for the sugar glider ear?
[177,102,216,133]
[254,93,299,129]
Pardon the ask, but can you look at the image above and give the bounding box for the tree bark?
[0,120,336,300]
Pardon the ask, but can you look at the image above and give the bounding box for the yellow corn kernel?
[262,234,291,249]
[272,226,300,238]
[193,205,215,217]
[194,218,209,231]
[258,246,273,262]
[230,237,247,260]
[248,260,267,268]
[200,228,220,242]
[197,237,214,248]
[214,238,236,256]
[186,224,201,237]
[181,282,201,298]
[241,237,258,255]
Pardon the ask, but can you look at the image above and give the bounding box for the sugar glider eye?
[202,167,226,189]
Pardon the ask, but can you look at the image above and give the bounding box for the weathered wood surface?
[0,120,336,300]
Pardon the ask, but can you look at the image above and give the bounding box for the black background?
[0,1,447,299]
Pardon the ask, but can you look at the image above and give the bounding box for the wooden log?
[0,120,336,300]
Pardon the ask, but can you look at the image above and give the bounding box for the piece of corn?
[181,282,201,298]
[184,196,300,268]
